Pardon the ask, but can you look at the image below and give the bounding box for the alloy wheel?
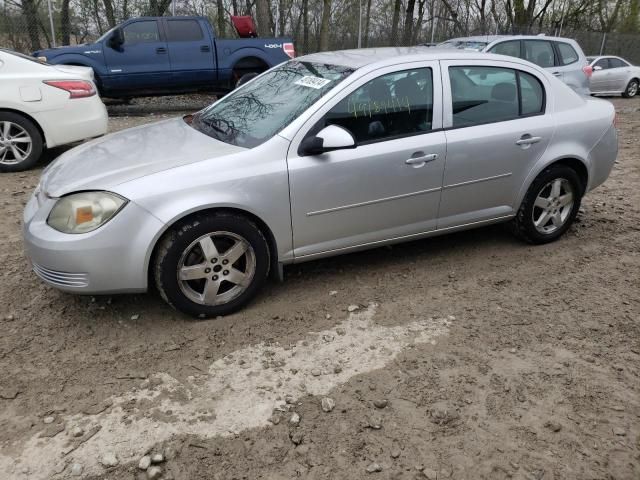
[627,81,638,97]
[177,231,256,306]
[532,178,575,235]
[0,121,33,165]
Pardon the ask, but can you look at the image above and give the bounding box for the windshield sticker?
[295,76,332,89]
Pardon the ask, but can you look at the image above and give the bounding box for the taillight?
[283,42,295,58]
[43,80,96,99]
[582,65,593,78]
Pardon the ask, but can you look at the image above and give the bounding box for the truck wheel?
[0,112,43,173]
[235,72,259,89]
[154,212,271,318]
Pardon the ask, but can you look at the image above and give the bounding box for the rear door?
[439,60,554,228]
[607,57,631,91]
[163,18,216,87]
[103,19,171,92]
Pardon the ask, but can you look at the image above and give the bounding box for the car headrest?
[491,82,516,102]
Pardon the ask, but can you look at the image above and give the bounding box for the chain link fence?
[2,0,640,64]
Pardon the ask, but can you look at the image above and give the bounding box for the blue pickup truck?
[33,16,294,98]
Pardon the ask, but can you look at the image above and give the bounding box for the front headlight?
[47,191,127,234]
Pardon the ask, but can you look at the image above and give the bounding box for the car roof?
[297,47,530,69]
[443,34,576,44]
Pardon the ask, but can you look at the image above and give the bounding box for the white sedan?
[0,49,108,172]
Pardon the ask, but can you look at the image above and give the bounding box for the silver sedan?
[23,48,618,317]
[588,55,640,97]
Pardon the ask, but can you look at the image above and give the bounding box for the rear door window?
[524,40,555,68]
[489,41,521,58]
[323,67,433,144]
[165,20,204,42]
[608,58,627,68]
[556,42,579,65]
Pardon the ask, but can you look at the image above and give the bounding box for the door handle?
[200,45,211,52]
[516,135,542,146]
[405,153,438,166]
[156,47,167,54]
[552,72,561,76]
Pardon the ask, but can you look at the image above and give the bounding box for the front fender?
[47,53,107,77]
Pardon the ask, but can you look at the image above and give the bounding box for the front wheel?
[511,165,583,244]
[622,79,639,98]
[0,112,43,172]
[154,212,270,318]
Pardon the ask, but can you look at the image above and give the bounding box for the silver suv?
[438,35,592,95]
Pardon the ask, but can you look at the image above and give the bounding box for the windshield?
[191,61,354,148]
[0,48,51,65]
[438,40,488,51]
[97,27,117,43]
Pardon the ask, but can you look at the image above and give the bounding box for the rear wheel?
[511,165,583,244]
[154,212,270,318]
[0,112,43,172]
[622,79,638,98]
[235,72,259,89]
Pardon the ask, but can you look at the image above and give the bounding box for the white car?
[0,49,108,172]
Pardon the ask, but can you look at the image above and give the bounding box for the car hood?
[41,117,246,197]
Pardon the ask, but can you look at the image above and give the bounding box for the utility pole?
[47,0,56,47]
[357,0,362,48]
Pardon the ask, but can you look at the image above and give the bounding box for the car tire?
[510,165,583,244]
[235,72,259,89]
[622,79,639,98]
[154,212,271,318]
[0,112,43,173]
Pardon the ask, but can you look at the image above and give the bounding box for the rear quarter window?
[556,42,579,65]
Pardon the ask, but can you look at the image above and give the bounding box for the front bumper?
[23,192,165,294]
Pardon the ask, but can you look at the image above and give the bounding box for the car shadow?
[55,222,519,323]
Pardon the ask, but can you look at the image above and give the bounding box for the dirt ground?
[0,97,638,480]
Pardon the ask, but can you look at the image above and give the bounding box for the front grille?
[32,263,89,288]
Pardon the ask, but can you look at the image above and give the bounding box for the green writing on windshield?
[347,96,411,119]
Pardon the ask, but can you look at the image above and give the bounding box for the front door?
[287,63,447,259]
[438,60,555,228]
[103,19,171,93]
[590,58,611,93]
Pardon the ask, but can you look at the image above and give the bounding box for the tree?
[60,0,71,45]
[319,0,331,50]
[390,0,401,43]
[255,0,271,35]
[403,0,416,44]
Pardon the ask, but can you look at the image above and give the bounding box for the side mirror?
[109,28,124,49]
[593,65,602,71]
[299,125,356,156]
